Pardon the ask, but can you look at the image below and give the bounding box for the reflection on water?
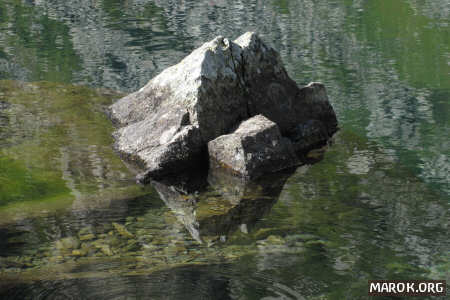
[153,168,295,243]
[0,0,449,299]
[0,129,448,299]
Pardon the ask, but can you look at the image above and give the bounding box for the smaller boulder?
[208,115,298,179]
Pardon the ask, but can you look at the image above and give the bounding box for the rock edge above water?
[109,32,338,181]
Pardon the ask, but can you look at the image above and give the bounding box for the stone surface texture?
[208,115,298,179]
[109,32,338,180]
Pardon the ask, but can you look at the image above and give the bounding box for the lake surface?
[0,0,448,299]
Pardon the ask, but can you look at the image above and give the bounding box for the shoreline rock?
[109,32,338,181]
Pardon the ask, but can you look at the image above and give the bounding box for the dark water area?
[0,0,448,299]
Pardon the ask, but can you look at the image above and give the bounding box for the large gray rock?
[208,115,298,179]
[109,32,337,181]
[110,35,247,140]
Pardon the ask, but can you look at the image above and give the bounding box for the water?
[0,0,448,299]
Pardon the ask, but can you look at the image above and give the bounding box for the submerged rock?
[208,115,298,179]
[55,237,80,250]
[112,222,134,239]
[109,32,337,181]
[79,233,95,241]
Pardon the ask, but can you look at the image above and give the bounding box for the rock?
[112,222,134,239]
[208,115,298,179]
[78,226,94,237]
[71,250,84,257]
[99,245,113,256]
[115,105,204,181]
[56,237,80,250]
[122,240,140,252]
[258,235,285,245]
[79,233,96,241]
[285,234,318,244]
[110,36,247,137]
[235,33,337,136]
[109,32,337,181]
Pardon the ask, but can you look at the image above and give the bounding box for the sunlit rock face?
[110,32,337,181]
[208,115,298,179]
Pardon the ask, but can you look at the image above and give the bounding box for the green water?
[0,0,448,299]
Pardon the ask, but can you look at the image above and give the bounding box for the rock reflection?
[0,129,447,299]
[152,167,296,244]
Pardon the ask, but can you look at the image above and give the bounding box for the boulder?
[208,115,298,179]
[109,32,338,181]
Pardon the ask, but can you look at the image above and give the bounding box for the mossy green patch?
[0,80,145,222]
[0,156,70,206]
